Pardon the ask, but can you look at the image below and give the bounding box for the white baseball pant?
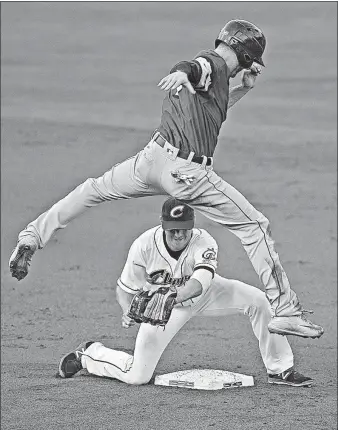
[80,275,294,385]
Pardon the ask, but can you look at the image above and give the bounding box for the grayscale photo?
[1,2,337,429]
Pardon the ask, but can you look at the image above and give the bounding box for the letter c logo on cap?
[170,205,184,218]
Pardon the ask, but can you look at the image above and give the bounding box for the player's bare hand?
[242,63,262,89]
[122,312,135,329]
[158,71,196,94]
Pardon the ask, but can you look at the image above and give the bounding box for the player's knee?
[255,293,270,311]
[257,214,273,238]
[245,289,271,317]
[125,375,151,385]
[254,211,269,229]
[81,177,111,201]
[244,213,271,242]
[252,216,276,251]
[254,294,272,317]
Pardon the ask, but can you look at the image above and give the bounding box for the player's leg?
[194,274,295,375]
[191,172,297,316]
[157,158,298,317]
[194,275,313,386]
[177,168,323,338]
[9,148,164,280]
[59,306,192,384]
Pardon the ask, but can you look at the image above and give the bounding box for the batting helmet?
[215,19,266,68]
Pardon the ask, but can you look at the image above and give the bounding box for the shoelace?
[22,246,35,265]
[300,309,314,321]
[300,309,322,330]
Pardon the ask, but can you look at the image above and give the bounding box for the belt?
[153,133,212,166]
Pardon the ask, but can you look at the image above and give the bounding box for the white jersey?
[117,226,218,307]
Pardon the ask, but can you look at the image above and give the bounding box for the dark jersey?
[158,50,230,157]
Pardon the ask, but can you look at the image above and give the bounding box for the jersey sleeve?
[117,237,147,294]
[193,56,213,91]
[170,60,202,85]
[192,231,218,276]
[170,53,215,92]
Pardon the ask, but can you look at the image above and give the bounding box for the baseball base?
[154,369,254,390]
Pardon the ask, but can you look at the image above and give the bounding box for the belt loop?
[152,130,160,142]
[205,158,213,170]
[187,152,195,164]
[201,156,208,169]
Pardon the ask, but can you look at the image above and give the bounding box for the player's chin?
[172,242,186,251]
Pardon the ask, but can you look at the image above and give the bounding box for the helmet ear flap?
[229,38,253,68]
[243,52,253,66]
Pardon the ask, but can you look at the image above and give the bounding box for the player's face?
[165,229,192,252]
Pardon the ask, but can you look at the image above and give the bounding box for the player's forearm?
[175,278,203,304]
[228,85,251,109]
[116,285,134,313]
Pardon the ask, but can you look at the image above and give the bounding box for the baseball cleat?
[58,341,94,378]
[268,310,324,339]
[9,238,38,281]
[268,368,313,387]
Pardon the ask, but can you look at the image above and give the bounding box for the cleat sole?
[268,380,313,387]
[9,244,35,281]
[268,328,323,339]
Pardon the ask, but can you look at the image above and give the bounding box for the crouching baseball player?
[58,198,313,387]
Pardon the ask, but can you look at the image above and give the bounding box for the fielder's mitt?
[127,287,177,327]
[127,290,153,324]
[143,286,177,327]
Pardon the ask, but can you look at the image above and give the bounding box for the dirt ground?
[1,2,337,430]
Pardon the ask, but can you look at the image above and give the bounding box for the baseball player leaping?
[10,19,323,339]
[58,198,313,387]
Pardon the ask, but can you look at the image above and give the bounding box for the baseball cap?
[161,198,195,230]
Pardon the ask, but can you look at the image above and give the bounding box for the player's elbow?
[194,282,203,298]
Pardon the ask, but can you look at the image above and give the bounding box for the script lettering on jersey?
[147,269,190,288]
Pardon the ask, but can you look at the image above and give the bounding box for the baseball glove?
[142,286,177,327]
[127,287,177,327]
[127,290,153,323]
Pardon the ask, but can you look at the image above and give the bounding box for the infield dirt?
[1,2,337,430]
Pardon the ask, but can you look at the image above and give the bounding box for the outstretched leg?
[159,162,323,338]
[188,172,299,317]
[195,275,294,374]
[193,275,313,386]
[9,150,163,280]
